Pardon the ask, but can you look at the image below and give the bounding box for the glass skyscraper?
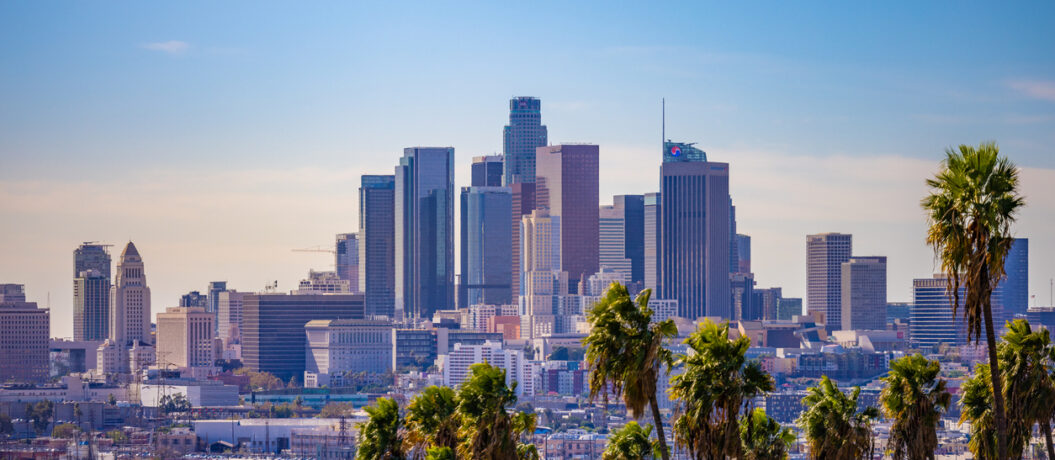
[73,243,111,341]
[359,175,396,319]
[463,186,513,306]
[536,144,600,291]
[395,147,455,320]
[1000,238,1028,322]
[503,97,547,185]
[335,233,359,290]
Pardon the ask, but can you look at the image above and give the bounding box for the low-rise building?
[305,319,395,388]
[439,341,533,396]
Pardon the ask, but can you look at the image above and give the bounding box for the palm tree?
[879,354,951,460]
[921,141,1025,459]
[668,319,774,459]
[740,408,794,460]
[356,397,406,460]
[960,363,1000,460]
[423,447,454,460]
[797,376,879,459]
[584,283,678,460]
[999,319,1055,459]
[404,385,460,458]
[455,362,537,459]
[604,421,657,460]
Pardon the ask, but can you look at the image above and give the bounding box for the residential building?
[335,233,359,290]
[0,285,49,382]
[806,233,852,327]
[841,256,887,331]
[395,147,455,320]
[660,141,731,319]
[359,174,396,319]
[439,341,533,397]
[502,96,548,185]
[73,269,110,341]
[304,319,394,387]
[156,306,216,370]
[535,144,600,290]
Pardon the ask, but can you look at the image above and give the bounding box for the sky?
[1,2,1053,339]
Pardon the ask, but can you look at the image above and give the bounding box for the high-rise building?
[910,276,966,349]
[472,155,504,187]
[74,269,110,341]
[736,234,752,274]
[660,141,731,319]
[776,297,803,321]
[520,209,568,338]
[217,290,244,348]
[841,256,887,331]
[462,186,513,306]
[510,182,536,299]
[615,195,645,286]
[644,192,661,292]
[502,97,548,185]
[599,202,632,280]
[730,273,756,320]
[179,291,209,308]
[207,281,227,334]
[335,233,359,290]
[806,233,852,327]
[536,144,600,291]
[757,287,783,321]
[395,147,455,320]
[296,270,351,294]
[0,284,49,383]
[74,243,112,280]
[110,242,152,346]
[440,341,533,397]
[359,175,396,319]
[156,306,216,369]
[241,293,366,381]
[1000,238,1028,321]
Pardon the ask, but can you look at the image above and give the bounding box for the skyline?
[2,2,1054,338]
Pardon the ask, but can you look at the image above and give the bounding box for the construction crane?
[292,246,335,255]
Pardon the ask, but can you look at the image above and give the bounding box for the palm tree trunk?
[1044,420,1054,460]
[648,394,670,460]
[984,297,1009,460]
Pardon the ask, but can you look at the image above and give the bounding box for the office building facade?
[0,285,50,383]
[74,243,111,280]
[359,175,396,319]
[502,97,548,185]
[156,306,216,369]
[536,144,600,290]
[806,233,852,327]
[510,182,537,299]
[462,186,513,306]
[304,319,394,387]
[73,269,110,341]
[841,256,887,331]
[1000,238,1028,321]
[335,233,359,290]
[217,290,245,348]
[472,155,504,187]
[110,242,152,346]
[643,192,661,292]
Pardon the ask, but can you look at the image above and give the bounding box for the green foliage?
[739,408,793,460]
[234,368,285,391]
[797,376,879,459]
[106,394,117,406]
[603,421,656,460]
[880,354,951,460]
[424,446,454,460]
[51,422,80,439]
[356,397,405,460]
[106,429,128,444]
[548,346,586,362]
[159,393,192,414]
[0,413,13,435]
[318,401,356,418]
[405,385,460,455]
[584,283,677,460]
[960,363,998,459]
[26,400,53,434]
[455,362,536,459]
[669,319,774,460]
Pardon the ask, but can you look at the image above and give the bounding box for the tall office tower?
[615,195,645,287]
[644,192,661,292]
[1000,238,1028,321]
[736,234,752,274]
[156,306,216,369]
[462,186,513,306]
[730,273,756,320]
[510,182,536,299]
[840,256,887,331]
[910,276,966,349]
[360,175,396,319]
[335,233,359,290]
[660,142,731,319]
[0,285,49,383]
[776,297,803,321]
[217,290,244,348]
[757,287,783,321]
[73,269,110,341]
[599,202,631,280]
[806,233,852,327]
[179,291,208,308]
[472,155,504,187]
[206,281,227,335]
[729,203,739,274]
[74,243,112,280]
[110,242,152,346]
[502,97,548,185]
[520,209,569,338]
[395,147,455,320]
[536,144,600,291]
[241,293,365,381]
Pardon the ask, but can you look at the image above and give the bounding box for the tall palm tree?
[921,141,1025,459]
[668,319,774,459]
[960,363,1001,460]
[404,386,460,458]
[879,354,951,460]
[1000,319,1055,460]
[455,362,537,459]
[604,421,657,460]
[797,376,879,459]
[740,408,794,460]
[357,397,406,460]
[584,283,678,460]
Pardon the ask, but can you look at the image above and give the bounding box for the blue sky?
[1,2,1053,337]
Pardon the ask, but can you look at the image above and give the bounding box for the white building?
[140,380,239,407]
[295,270,351,294]
[217,290,245,349]
[598,204,632,281]
[194,418,357,454]
[107,242,152,373]
[156,306,217,371]
[466,304,519,332]
[439,341,533,396]
[304,319,394,388]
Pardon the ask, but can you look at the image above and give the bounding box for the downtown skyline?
[1,2,1054,338]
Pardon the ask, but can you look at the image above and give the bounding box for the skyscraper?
[74,243,112,280]
[0,284,49,383]
[660,141,731,319]
[520,209,568,338]
[510,182,536,300]
[74,269,110,341]
[156,306,216,369]
[110,242,151,346]
[1000,238,1028,321]
[217,290,244,348]
[462,186,513,306]
[335,233,359,291]
[471,155,504,187]
[806,233,852,327]
[840,256,887,331]
[360,175,396,319]
[644,192,661,292]
[599,202,632,280]
[395,147,455,319]
[502,97,547,185]
[736,234,752,274]
[910,276,966,349]
[600,195,645,287]
[179,291,208,308]
[536,144,600,291]
[207,281,227,334]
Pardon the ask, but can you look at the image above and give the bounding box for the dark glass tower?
[396,147,455,320]
[359,175,396,319]
[1000,238,1028,322]
[503,97,547,185]
[463,187,513,306]
[73,243,111,341]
